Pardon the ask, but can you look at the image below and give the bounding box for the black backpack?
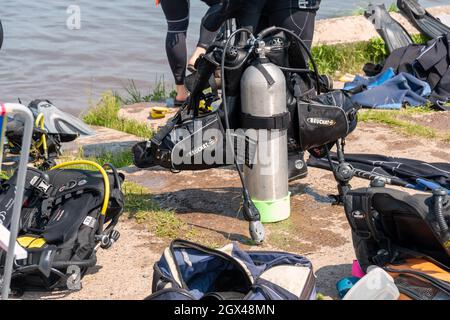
[0,164,125,292]
[344,186,450,271]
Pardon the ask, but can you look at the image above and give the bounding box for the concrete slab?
[62,126,141,158]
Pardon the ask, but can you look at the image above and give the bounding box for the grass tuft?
[123,182,198,239]
[116,76,177,105]
[312,34,428,76]
[83,91,153,138]
[59,149,134,169]
[358,108,438,140]
[313,38,387,75]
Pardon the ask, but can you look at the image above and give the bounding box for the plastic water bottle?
[343,266,400,300]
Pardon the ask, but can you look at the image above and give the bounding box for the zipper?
[384,266,450,294]
[169,239,253,290]
[249,250,312,267]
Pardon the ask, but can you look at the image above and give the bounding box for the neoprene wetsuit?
[160,0,220,85]
[239,0,321,68]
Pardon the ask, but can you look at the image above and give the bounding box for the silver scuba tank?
[240,62,290,223]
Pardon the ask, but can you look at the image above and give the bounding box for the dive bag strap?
[241,112,290,130]
[150,111,181,147]
[347,190,373,240]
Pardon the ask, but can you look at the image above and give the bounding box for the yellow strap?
[50,161,110,216]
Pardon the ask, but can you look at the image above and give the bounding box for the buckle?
[30,175,52,195]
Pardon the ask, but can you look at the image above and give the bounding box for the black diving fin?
[0,20,3,50]
[398,0,450,39]
[365,4,414,53]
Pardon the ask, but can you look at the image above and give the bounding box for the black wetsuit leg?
[161,0,221,85]
[160,0,190,85]
[266,0,320,68]
[198,0,221,49]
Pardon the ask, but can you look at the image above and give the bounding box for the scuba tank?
[240,57,290,223]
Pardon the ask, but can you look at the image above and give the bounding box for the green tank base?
[252,193,291,223]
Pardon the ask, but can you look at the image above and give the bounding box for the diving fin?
[28,100,95,142]
[0,20,3,50]
[365,4,414,53]
[398,0,450,39]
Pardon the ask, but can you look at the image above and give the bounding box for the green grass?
[352,3,398,16]
[388,3,399,13]
[78,149,133,168]
[59,149,134,170]
[116,76,177,105]
[313,38,387,75]
[313,34,429,76]
[358,108,439,140]
[92,151,133,168]
[123,182,197,239]
[444,133,450,143]
[83,91,153,138]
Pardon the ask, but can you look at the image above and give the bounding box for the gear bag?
[147,239,316,300]
[133,105,256,171]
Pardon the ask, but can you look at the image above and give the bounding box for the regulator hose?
[50,160,110,216]
[433,188,449,234]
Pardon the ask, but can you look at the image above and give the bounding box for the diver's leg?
[160,0,190,101]
[189,0,221,69]
[266,1,321,181]
[235,0,267,35]
[268,0,319,68]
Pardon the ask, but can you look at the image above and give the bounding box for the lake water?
[1,0,449,114]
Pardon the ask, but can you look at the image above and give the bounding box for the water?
[0,0,449,115]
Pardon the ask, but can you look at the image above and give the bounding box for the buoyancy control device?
[0,161,125,292]
[344,181,450,271]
